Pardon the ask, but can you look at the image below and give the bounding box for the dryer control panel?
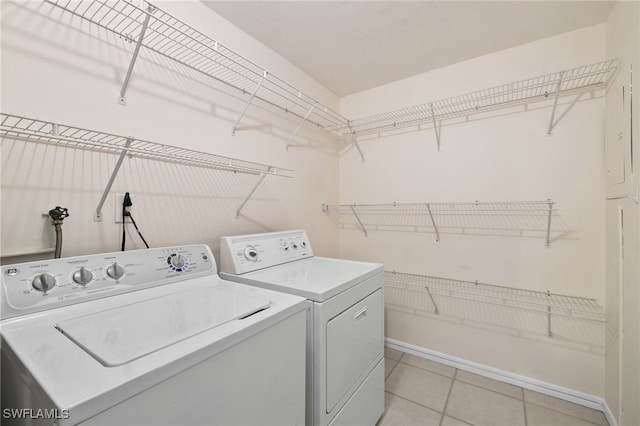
[0,244,215,320]
[219,230,313,275]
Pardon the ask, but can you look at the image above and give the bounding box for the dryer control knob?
[32,272,56,293]
[170,254,186,268]
[106,263,125,280]
[72,266,93,285]
[244,246,258,262]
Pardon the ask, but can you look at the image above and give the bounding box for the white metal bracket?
[430,103,441,151]
[118,6,153,106]
[232,72,267,135]
[347,121,365,162]
[236,167,273,218]
[94,138,133,221]
[546,71,565,136]
[545,199,555,248]
[426,203,440,242]
[285,104,315,149]
[350,205,368,237]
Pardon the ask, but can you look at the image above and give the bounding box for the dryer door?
[326,288,383,414]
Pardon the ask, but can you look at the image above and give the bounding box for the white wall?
[0,0,340,263]
[339,25,608,396]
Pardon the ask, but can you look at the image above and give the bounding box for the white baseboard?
[385,338,617,426]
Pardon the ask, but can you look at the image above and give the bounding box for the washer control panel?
[1,244,214,320]
[219,230,313,275]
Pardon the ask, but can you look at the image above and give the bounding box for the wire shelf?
[323,201,561,246]
[42,0,350,133]
[384,271,608,342]
[336,60,619,137]
[0,113,292,177]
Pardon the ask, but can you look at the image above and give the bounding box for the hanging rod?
[384,271,608,339]
[323,200,559,247]
[0,113,293,220]
[335,59,619,138]
[42,0,350,135]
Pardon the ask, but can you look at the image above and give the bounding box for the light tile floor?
[378,348,609,426]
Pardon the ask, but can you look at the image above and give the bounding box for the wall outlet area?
[114,193,135,223]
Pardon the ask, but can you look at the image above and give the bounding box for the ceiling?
[202,1,614,97]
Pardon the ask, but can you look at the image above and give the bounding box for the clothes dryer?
[219,230,384,426]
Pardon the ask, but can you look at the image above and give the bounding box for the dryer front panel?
[326,288,383,413]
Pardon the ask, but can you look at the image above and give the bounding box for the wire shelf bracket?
[346,121,365,162]
[0,113,293,221]
[236,166,272,218]
[350,205,368,237]
[118,3,153,106]
[546,71,565,136]
[232,72,266,136]
[285,103,315,150]
[94,137,133,221]
[429,103,441,151]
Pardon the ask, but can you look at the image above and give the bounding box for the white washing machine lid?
[221,257,383,302]
[56,285,270,367]
[0,276,305,418]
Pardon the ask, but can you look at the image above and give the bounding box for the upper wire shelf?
[42,0,351,133]
[0,113,292,177]
[384,271,608,343]
[333,59,619,138]
[322,200,561,247]
[1,112,292,221]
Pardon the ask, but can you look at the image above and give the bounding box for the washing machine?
[1,244,307,426]
[219,230,384,426]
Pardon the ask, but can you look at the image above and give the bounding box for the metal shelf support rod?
[347,122,365,162]
[236,166,273,218]
[547,304,554,337]
[425,286,439,314]
[231,73,266,135]
[350,205,368,237]
[426,203,440,242]
[118,7,152,106]
[430,104,441,151]
[94,138,133,222]
[546,71,565,136]
[286,104,315,149]
[545,199,554,248]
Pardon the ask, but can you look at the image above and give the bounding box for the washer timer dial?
[167,253,189,272]
[244,246,258,262]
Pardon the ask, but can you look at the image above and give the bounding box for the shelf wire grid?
[337,59,619,137]
[0,113,293,177]
[42,0,350,132]
[384,271,608,344]
[325,201,561,234]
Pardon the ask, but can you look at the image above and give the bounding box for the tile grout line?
[522,386,529,426]
[438,367,458,426]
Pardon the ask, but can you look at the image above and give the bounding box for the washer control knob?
[32,272,56,293]
[72,266,93,285]
[170,254,186,269]
[106,263,125,280]
[244,246,258,262]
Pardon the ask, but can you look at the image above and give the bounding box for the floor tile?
[526,402,607,426]
[377,392,442,426]
[385,357,398,378]
[455,370,523,399]
[400,353,456,378]
[446,380,525,426]
[385,363,453,412]
[441,415,473,426]
[524,390,608,426]
[385,347,404,361]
